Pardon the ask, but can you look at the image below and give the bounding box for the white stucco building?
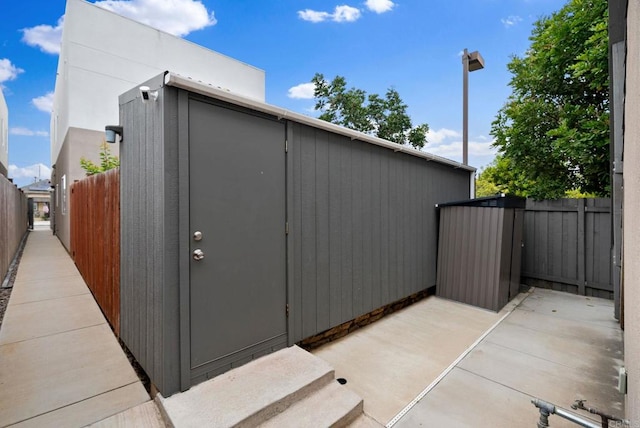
[0,88,8,177]
[51,0,265,250]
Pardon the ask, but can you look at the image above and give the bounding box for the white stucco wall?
[624,0,640,424]
[0,89,8,175]
[51,0,265,163]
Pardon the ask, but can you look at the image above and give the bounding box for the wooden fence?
[70,169,120,334]
[521,198,612,299]
[0,175,28,284]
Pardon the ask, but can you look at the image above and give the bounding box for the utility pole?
[462,49,485,165]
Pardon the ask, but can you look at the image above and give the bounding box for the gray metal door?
[188,99,287,373]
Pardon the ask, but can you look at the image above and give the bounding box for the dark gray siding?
[120,83,181,395]
[289,122,470,342]
[119,79,474,395]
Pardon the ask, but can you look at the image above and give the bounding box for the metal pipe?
[462,48,469,166]
[531,399,601,428]
[555,407,602,428]
[572,399,629,427]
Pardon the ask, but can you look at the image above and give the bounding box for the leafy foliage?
[475,156,528,197]
[475,170,500,198]
[478,155,598,198]
[490,0,609,199]
[80,141,120,176]
[312,73,429,149]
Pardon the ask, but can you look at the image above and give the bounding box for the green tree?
[491,0,609,199]
[80,141,120,176]
[475,156,530,197]
[478,155,600,198]
[475,169,500,198]
[312,73,428,149]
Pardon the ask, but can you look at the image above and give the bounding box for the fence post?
[577,199,586,295]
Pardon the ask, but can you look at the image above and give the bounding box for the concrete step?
[88,401,165,427]
[347,413,384,427]
[259,381,363,428]
[158,345,336,427]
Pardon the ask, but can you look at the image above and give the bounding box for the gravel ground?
[0,233,29,329]
[0,288,11,329]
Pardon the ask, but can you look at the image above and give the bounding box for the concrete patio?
[313,288,625,427]
[0,228,625,427]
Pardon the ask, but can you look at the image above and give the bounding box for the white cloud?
[333,5,361,22]
[365,0,394,13]
[21,16,64,54]
[288,82,315,99]
[9,163,52,180]
[501,15,522,28]
[0,58,24,84]
[298,9,332,23]
[95,0,217,36]
[423,128,497,164]
[298,5,361,23]
[427,128,460,144]
[10,127,49,137]
[424,139,497,158]
[32,92,54,113]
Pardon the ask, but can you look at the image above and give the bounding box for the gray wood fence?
[0,175,28,284]
[521,198,612,299]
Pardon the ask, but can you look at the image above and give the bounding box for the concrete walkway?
[314,288,625,427]
[0,229,153,427]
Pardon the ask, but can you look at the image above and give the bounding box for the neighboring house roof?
[20,179,52,195]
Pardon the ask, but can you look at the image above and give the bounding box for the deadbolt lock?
[193,231,203,241]
[193,249,205,261]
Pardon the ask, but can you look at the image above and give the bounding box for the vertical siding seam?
[314,129,319,332]
[327,133,332,325]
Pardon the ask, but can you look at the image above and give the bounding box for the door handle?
[193,249,205,261]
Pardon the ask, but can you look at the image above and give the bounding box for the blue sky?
[0,0,566,187]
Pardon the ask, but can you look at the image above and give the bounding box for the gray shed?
[436,196,525,312]
[117,71,474,396]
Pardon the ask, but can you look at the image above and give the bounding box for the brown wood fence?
[1,175,28,283]
[521,198,612,299]
[70,168,120,334]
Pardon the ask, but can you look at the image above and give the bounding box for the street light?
[462,48,485,165]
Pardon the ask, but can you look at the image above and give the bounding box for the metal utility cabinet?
[436,196,525,312]
[117,71,475,396]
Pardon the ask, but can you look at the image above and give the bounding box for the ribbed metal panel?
[436,206,520,312]
[290,123,470,342]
